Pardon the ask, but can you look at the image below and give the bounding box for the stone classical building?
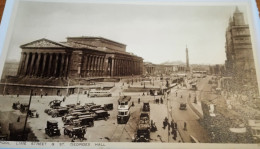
[224,7,258,95]
[0,37,143,95]
[17,37,143,79]
[143,62,186,76]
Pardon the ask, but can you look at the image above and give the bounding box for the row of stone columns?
[178,66,186,71]
[17,52,143,78]
[81,54,105,77]
[112,58,142,76]
[80,54,143,77]
[146,67,155,74]
[18,52,70,78]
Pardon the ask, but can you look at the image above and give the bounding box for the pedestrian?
[164,117,168,123]
[189,93,191,98]
[174,122,178,130]
[180,95,182,98]
[176,92,177,97]
[173,129,177,140]
[17,116,20,122]
[171,120,174,132]
[194,97,197,104]
[138,98,140,104]
[142,92,145,96]
[163,121,167,129]
[17,94,19,97]
[183,122,187,131]
[41,94,43,98]
[71,135,76,142]
[63,96,66,102]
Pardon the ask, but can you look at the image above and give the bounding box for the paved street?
[0,79,185,142]
[1,75,257,143]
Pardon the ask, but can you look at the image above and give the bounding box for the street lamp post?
[23,89,33,139]
[66,77,70,96]
[76,66,81,104]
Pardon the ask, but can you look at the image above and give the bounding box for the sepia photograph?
[0,0,260,147]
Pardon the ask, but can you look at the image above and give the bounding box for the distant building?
[209,65,225,76]
[143,62,185,75]
[143,62,156,75]
[224,7,258,95]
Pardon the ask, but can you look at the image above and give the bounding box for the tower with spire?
[186,45,190,72]
[224,6,258,95]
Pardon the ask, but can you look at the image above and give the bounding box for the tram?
[117,96,132,124]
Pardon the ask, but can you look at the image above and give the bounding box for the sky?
[6,1,249,65]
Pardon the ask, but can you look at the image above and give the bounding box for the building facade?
[143,62,186,76]
[1,61,19,80]
[224,7,258,95]
[0,37,143,95]
[17,37,143,80]
[209,65,225,76]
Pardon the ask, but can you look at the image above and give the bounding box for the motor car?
[63,115,78,125]
[90,107,104,113]
[78,111,95,117]
[49,100,62,109]
[85,103,95,107]
[74,105,85,110]
[66,104,76,109]
[133,129,150,142]
[87,105,102,111]
[12,102,21,110]
[69,108,87,114]
[143,102,150,112]
[104,103,113,111]
[0,134,8,141]
[20,103,29,113]
[28,108,39,118]
[63,126,86,139]
[94,110,110,120]
[179,103,187,110]
[45,120,60,137]
[78,116,94,127]
[48,107,68,118]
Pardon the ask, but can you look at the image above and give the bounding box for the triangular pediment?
[21,38,67,48]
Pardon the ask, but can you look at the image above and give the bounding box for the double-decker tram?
[117,96,132,124]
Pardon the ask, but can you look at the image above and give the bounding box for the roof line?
[67,36,126,46]
[20,38,70,48]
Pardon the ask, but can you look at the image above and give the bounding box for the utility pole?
[23,89,33,140]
